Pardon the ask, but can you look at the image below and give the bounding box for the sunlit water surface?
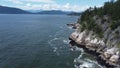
[0,14,102,68]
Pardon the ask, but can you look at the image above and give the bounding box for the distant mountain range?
[37,10,72,15]
[26,10,42,13]
[67,12,82,16]
[0,5,31,14]
[0,5,81,15]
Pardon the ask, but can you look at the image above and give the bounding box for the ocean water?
[0,14,101,68]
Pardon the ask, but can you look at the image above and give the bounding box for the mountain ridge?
[0,5,80,15]
[0,5,31,14]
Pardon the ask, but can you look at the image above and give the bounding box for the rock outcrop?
[69,23,120,68]
[68,1,120,67]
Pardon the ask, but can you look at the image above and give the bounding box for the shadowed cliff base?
[69,40,119,68]
[67,23,120,68]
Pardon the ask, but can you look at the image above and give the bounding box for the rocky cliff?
[68,1,120,67]
[69,22,120,67]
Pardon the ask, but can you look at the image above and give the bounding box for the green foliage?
[80,21,86,32]
[118,43,120,51]
[78,0,120,38]
[80,0,120,23]
[93,24,103,38]
[115,31,119,35]
[80,17,103,38]
[102,0,120,20]
[86,18,95,30]
[110,21,120,30]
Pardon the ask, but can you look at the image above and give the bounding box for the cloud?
[4,0,54,4]
[24,0,55,3]
[17,3,89,12]
[7,0,23,4]
[3,0,90,12]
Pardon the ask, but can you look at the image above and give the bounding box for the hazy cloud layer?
[17,3,89,12]
[2,0,104,12]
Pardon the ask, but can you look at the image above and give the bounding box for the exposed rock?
[109,55,119,64]
[92,15,120,49]
[104,48,118,57]
[69,24,120,68]
[76,30,88,45]
[67,23,80,29]
[69,32,79,41]
[68,14,120,67]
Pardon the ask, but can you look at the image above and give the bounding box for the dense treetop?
[78,0,120,38]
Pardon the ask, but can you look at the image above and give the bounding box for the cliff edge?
[68,0,120,68]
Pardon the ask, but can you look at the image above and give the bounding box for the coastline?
[68,23,120,68]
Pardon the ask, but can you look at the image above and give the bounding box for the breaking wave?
[71,46,103,68]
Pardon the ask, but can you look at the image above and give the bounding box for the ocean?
[0,14,101,68]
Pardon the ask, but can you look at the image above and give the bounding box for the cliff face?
[87,15,120,49]
[69,22,120,67]
[71,15,120,49]
[69,1,120,67]
[76,0,120,50]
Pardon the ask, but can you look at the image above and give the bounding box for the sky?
[0,0,110,12]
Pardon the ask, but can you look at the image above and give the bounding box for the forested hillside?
[77,0,120,49]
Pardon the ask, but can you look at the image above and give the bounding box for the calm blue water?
[0,14,81,68]
[0,14,102,68]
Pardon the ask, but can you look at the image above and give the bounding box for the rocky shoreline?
[67,23,120,68]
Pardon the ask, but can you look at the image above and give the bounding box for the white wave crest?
[63,39,70,44]
[74,59,94,68]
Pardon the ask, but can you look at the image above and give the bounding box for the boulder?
[109,55,119,64]
[70,32,79,41]
[75,30,88,45]
[104,51,112,59]
[103,48,119,59]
